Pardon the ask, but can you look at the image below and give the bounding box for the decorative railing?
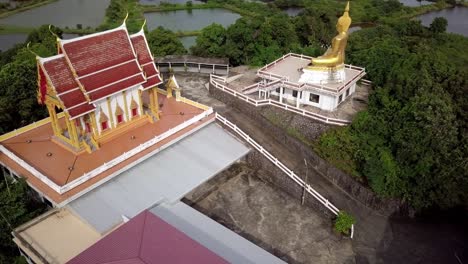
[257,53,366,95]
[210,75,351,126]
[0,108,214,194]
[61,107,214,193]
[0,113,65,142]
[215,113,354,238]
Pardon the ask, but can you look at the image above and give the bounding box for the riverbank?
[141,2,256,17]
[0,0,58,19]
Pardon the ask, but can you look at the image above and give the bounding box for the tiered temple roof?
[38,23,162,119]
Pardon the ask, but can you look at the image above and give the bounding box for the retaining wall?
[210,83,402,216]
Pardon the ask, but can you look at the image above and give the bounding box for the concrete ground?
[185,163,355,264]
[175,72,468,264]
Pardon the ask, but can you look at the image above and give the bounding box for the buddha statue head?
[337,2,352,34]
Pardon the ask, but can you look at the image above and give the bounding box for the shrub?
[334,211,355,235]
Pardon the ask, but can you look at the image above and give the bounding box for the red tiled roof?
[42,56,79,94]
[41,56,96,118]
[62,29,136,76]
[131,35,153,65]
[142,63,157,77]
[88,74,146,102]
[142,75,162,89]
[67,210,228,264]
[79,60,142,93]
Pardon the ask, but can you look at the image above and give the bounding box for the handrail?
[215,113,354,238]
[210,75,351,126]
[61,108,214,193]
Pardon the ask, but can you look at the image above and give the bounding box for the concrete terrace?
[0,95,213,204]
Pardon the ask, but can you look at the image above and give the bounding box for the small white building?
[256,53,366,111]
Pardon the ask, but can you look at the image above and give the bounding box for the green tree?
[146,27,187,57]
[0,177,46,261]
[191,23,227,57]
[429,17,448,34]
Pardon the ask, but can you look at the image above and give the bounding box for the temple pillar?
[89,112,98,138]
[167,85,173,98]
[106,98,115,129]
[46,103,61,136]
[149,88,160,120]
[123,91,130,121]
[65,114,80,149]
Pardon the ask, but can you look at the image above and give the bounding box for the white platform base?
[298,67,346,85]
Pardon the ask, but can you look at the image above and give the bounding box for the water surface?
[399,0,432,7]
[179,36,196,50]
[139,0,202,5]
[416,6,468,36]
[0,0,110,28]
[144,9,241,31]
[0,33,27,52]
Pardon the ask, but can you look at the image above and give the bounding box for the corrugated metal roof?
[68,123,249,234]
[150,202,287,264]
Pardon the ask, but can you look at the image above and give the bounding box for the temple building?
[254,1,366,112]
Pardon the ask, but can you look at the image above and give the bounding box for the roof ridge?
[59,23,127,46]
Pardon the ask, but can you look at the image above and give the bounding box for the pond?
[416,6,468,36]
[144,8,241,31]
[399,0,432,7]
[0,33,27,52]
[283,7,304,17]
[139,0,202,5]
[179,36,196,51]
[0,33,79,53]
[0,0,110,28]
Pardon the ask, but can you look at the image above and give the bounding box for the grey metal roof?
[68,123,249,234]
[150,202,287,264]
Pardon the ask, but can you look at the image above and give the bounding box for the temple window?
[132,108,138,117]
[276,88,280,93]
[309,94,320,103]
[346,88,350,97]
[101,121,108,130]
[338,95,343,103]
[115,105,124,124]
[130,98,138,118]
[85,122,91,133]
[292,90,298,97]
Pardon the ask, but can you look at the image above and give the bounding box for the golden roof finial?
[48,25,61,41]
[123,12,129,25]
[140,19,147,32]
[345,1,350,12]
[26,42,40,58]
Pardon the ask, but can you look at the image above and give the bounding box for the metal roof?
[68,123,249,234]
[150,202,287,264]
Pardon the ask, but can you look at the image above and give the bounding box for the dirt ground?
[185,163,355,264]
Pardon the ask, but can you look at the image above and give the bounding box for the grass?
[0,24,34,34]
[0,0,58,19]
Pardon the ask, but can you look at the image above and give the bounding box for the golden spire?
[48,25,61,41]
[140,19,147,32]
[123,12,129,25]
[26,42,40,58]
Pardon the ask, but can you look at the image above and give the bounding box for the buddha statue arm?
[311,34,346,67]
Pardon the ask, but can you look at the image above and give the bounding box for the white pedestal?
[298,67,346,85]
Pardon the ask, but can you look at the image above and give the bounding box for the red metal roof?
[88,74,146,102]
[67,210,228,264]
[79,60,142,93]
[131,35,153,65]
[142,75,162,89]
[62,29,136,76]
[42,56,79,94]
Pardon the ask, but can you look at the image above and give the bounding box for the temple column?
[106,98,115,129]
[279,87,284,103]
[148,88,160,120]
[46,103,61,136]
[167,85,173,98]
[89,112,99,138]
[122,91,130,122]
[65,114,80,149]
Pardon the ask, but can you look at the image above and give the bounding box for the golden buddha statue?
[308,1,351,69]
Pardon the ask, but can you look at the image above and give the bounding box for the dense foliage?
[147,27,187,57]
[0,25,59,134]
[315,21,468,210]
[0,176,46,262]
[334,211,355,235]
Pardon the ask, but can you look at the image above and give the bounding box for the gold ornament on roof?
[308,1,351,68]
